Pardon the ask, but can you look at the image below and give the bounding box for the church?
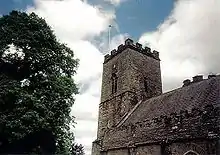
[92,38,220,155]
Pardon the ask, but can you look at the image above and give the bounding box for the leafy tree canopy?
[0,10,79,154]
[71,143,85,155]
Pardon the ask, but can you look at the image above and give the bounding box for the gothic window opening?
[144,77,154,98]
[161,144,171,155]
[144,77,148,93]
[112,73,117,94]
[111,64,118,94]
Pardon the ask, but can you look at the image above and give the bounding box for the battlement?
[104,38,160,63]
[183,74,218,87]
[102,104,220,150]
[116,104,219,134]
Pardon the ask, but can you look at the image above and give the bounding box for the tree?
[0,10,79,154]
[0,129,56,154]
[71,143,85,155]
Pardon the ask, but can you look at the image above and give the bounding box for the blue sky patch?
[0,0,173,40]
[0,0,34,15]
[115,0,173,40]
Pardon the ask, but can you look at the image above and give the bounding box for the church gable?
[92,38,220,155]
[123,75,220,125]
[102,75,220,152]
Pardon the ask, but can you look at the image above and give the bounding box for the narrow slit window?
[112,73,117,94]
[114,77,118,93]
[144,77,148,93]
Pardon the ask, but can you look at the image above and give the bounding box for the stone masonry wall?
[97,91,138,139]
[101,140,218,155]
[169,140,217,155]
[102,104,220,151]
[104,145,161,155]
[100,44,162,103]
[97,39,162,139]
[136,145,161,155]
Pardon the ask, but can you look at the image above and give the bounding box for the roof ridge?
[163,75,220,95]
[116,75,220,128]
[116,99,143,128]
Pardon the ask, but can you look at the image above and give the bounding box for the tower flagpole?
[108,25,112,52]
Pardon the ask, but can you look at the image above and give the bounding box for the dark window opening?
[112,73,117,94]
[161,144,171,155]
[144,77,154,98]
[144,77,148,93]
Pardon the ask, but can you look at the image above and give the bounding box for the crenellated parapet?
[183,74,218,87]
[116,104,219,134]
[102,104,220,150]
[104,38,160,63]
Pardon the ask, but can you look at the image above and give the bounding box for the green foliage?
[0,10,79,154]
[71,143,85,155]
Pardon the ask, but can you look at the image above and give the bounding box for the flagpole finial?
[108,25,112,51]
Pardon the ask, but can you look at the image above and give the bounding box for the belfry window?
[112,73,118,94]
[144,77,154,98]
[111,64,118,94]
[144,77,148,93]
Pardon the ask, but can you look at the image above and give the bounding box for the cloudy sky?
[1,0,220,154]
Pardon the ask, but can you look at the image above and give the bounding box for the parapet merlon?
[104,38,160,63]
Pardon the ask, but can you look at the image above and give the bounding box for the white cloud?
[110,33,129,49]
[139,0,220,92]
[26,0,117,154]
[104,0,127,6]
[96,31,129,55]
[28,0,115,41]
[66,40,104,85]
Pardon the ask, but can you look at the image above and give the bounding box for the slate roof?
[122,75,220,126]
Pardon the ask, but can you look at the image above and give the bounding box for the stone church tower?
[92,38,220,155]
[97,38,162,139]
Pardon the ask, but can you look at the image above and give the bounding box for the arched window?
[183,150,199,155]
[144,77,148,93]
[111,73,117,94]
[143,77,154,98]
[111,64,118,94]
